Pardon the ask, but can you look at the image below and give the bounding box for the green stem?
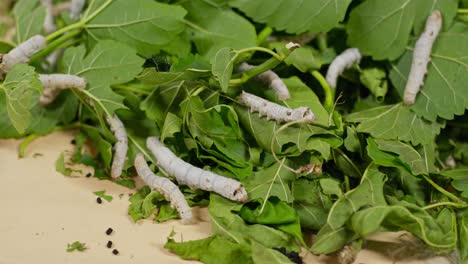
[32,30,81,61]
[317,32,328,52]
[423,201,468,210]
[46,22,84,42]
[256,26,273,45]
[111,84,151,95]
[311,70,334,112]
[344,175,351,192]
[235,47,282,61]
[458,9,468,14]
[229,56,282,85]
[19,134,39,158]
[422,175,463,203]
[81,0,114,24]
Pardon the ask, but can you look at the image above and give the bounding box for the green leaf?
[351,202,457,251]
[236,105,341,159]
[459,215,468,262]
[345,104,444,146]
[160,112,183,141]
[93,190,113,202]
[81,125,113,168]
[212,47,236,92]
[140,81,190,128]
[251,241,293,264]
[344,126,361,153]
[55,152,73,177]
[284,46,328,72]
[13,0,45,43]
[359,67,388,101]
[208,194,299,251]
[155,203,179,223]
[66,241,87,252]
[292,179,332,230]
[319,178,343,197]
[438,169,468,198]
[240,198,297,225]
[165,235,254,264]
[413,0,458,34]
[244,160,295,204]
[183,0,256,58]
[61,40,144,115]
[347,0,417,60]
[85,0,187,55]
[229,0,352,34]
[390,24,468,121]
[369,138,436,175]
[128,186,152,222]
[0,64,41,134]
[311,165,387,254]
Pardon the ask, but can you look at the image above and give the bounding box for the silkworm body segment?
[40,0,56,33]
[325,48,362,89]
[403,10,442,105]
[134,153,193,224]
[146,137,248,203]
[238,91,315,123]
[106,114,128,179]
[238,62,290,101]
[39,74,86,105]
[1,35,46,72]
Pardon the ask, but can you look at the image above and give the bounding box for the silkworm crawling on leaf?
[238,62,290,101]
[238,91,315,123]
[0,35,46,74]
[70,0,86,20]
[40,0,56,33]
[39,74,86,105]
[106,114,128,179]
[403,10,442,105]
[146,137,248,203]
[325,48,362,89]
[134,153,193,224]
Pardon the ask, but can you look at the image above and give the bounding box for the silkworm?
[106,114,128,179]
[40,0,56,33]
[1,35,46,72]
[146,137,248,203]
[238,91,315,123]
[238,62,290,101]
[134,153,193,224]
[70,0,86,20]
[325,48,362,89]
[39,74,87,105]
[403,10,442,105]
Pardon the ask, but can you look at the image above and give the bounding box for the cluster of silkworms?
[238,91,315,124]
[403,10,442,105]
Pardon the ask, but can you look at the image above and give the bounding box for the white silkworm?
[39,74,87,105]
[238,62,290,101]
[40,0,56,34]
[146,137,248,203]
[70,0,86,20]
[134,153,193,224]
[403,10,442,105]
[238,91,315,123]
[106,114,128,179]
[325,48,362,89]
[1,35,46,72]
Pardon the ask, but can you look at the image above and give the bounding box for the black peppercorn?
[106,228,113,235]
[96,197,102,204]
[106,241,113,248]
[112,249,119,255]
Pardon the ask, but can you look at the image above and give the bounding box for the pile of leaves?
[1,0,468,263]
